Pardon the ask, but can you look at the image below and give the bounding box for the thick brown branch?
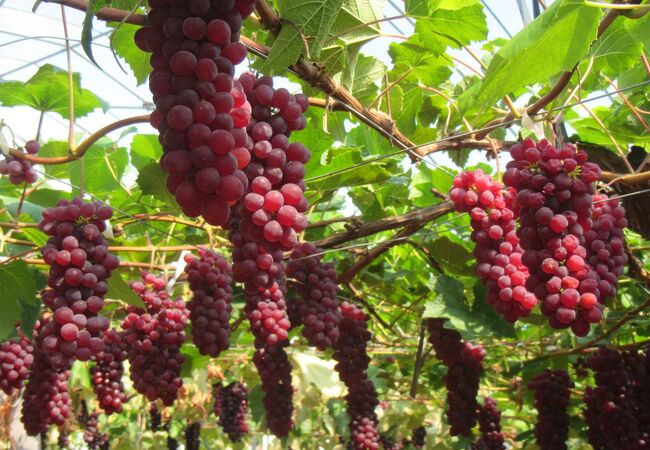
[9,114,150,165]
[41,0,146,24]
[600,169,650,185]
[416,138,515,158]
[314,201,454,249]
[337,224,423,284]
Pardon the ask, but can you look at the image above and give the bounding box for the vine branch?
[8,114,150,165]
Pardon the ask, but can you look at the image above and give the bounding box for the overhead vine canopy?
[0,0,649,448]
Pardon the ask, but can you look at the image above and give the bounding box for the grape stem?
[7,114,150,165]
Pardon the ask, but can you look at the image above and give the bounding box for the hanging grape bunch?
[121,273,188,405]
[0,139,39,184]
[135,0,256,225]
[38,198,118,368]
[0,326,34,395]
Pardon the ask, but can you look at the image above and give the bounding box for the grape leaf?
[263,0,344,71]
[340,53,386,105]
[130,134,163,169]
[0,64,107,119]
[110,22,152,85]
[471,0,601,107]
[136,161,178,207]
[107,272,145,308]
[82,0,108,67]
[0,261,38,340]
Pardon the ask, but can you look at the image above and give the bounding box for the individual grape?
[528,370,573,450]
[0,328,34,395]
[121,273,188,405]
[427,318,485,437]
[213,382,250,442]
[184,250,233,357]
[450,170,537,322]
[286,242,341,350]
[38,198,117,369]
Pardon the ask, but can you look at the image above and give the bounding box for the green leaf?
[130,134,163,169]
[327,0,385,46]
[388,34,452,86]
[341,53,386,105]
[0,64,106,119]
[263,0,344,71]
[110,22,152,85]
[413,0,487,53]
[136,162,178,207]
[0,261,38,340]
[82,0,108,66]
[107,272,145,308]
[424,236,473,276]
[472,0,601,106]
[68,143,129,196]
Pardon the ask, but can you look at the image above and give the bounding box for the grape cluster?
[57,430,70,448]
[450,170,537,321]
[0,140,39,184]
[333,302,380,450]
[184,422,201,450]
[38,198,118,368]
[121,273,188,405]
[21,320,72,436]
[137,0,256,225]
[90,329,128,414]
[586,194,627,301]
[410,427,426,448]
[427,318,485,437]
[286,242,341,350]
[503,139,608,335]
[80,408,109,450]
[184,249,233,356]
[471,397,505,450]
[379,433,404,450]
[213,382,250,442]
[229,74,311,347]
[0,329,34,395]
[150,404,162,432]
[253,344,294,437]
[528,370,572,450]
[584,347,647,449]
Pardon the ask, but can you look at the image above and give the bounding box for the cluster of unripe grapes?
[427,318,485,437]
[451,139,627,336]
[0,139,39,184]
[121,273,188,405]
[38,198,118,368]
[184,249,233,357]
